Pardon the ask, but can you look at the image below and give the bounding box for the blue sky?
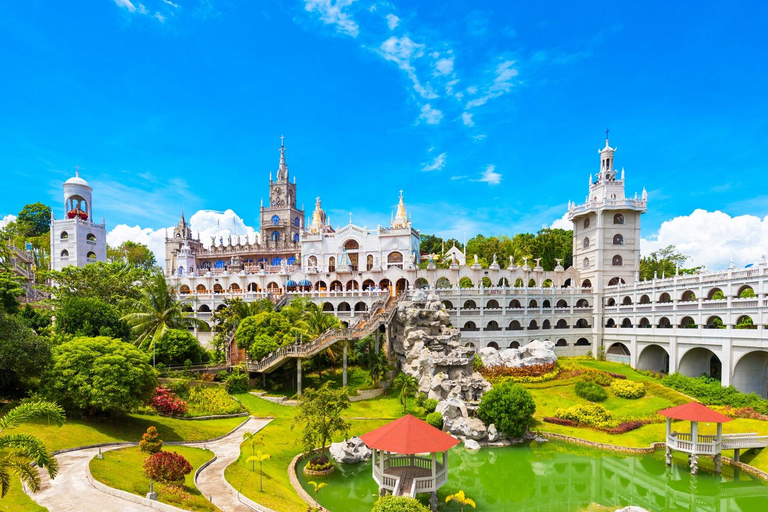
[2,1,767,268]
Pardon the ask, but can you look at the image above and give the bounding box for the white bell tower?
[50,170,107,270]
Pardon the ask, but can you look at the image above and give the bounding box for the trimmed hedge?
[425,411,443,429]
[663,373,768,414]
[610,380,646,399]
[575,381,608,402]
[580,369,614,386]
[555,403,617,429]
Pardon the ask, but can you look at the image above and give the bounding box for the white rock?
[329,437,372,464]
[479,339,557,368]
[487,424,500,442]
[616,508,650,512]
[464,439,481,451]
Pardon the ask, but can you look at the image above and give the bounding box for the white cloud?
[461,112,474,127]
[114,0,136,12]
[385,13,399,30]
[421,152,447,172]
[465,60,519,109]
[419,104,443,124]
[304,0,360,37]
[550,212,572,230]
[434,57,454,76]
[641,209,768,271]
[0,214,17,230]
[162,0,179,7]
[154,12,166,22]
[478,164,501,185]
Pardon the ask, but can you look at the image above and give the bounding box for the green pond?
[298,441,768,511]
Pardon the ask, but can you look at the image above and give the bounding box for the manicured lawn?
[14,413,246,452]
[0,484,47,512]
[90,445,218,511]
[226,393,393,512]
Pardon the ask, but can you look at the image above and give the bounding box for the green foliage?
[459,277,473,288]
[477,382,536,437]
[139,426,163,453]
[425,411,443,429]
[18,304,52,333]
[0,316,52,398]
[16,203,51,238]
[0,272,24,316]
[225,372,250,395]
[143,451,193,485]
[463,229,573,271]
[580,369,614,386]
[422,398,438,414]
[212,297,273,336]
[187,386,243,415]
[293,382,350,457]
[555,403,617,428]
[235,312,298,360]
[154,329,206,366]
[736,316,755,329]
[43,336,157,416]
[473,353,483,372]
[740,287,756,298]
[353,336,388,387]
[107,241,157,270]
[372,495,431,512]
[662,373,768,414]
[393,373,419,414]
[610,380,646,399]
[43,261,149,308]
[639,245,700,281]
[712,290,725,300]
[574,381,608,402]
[56,296,131,340]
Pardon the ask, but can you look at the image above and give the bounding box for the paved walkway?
[29,417,272,512]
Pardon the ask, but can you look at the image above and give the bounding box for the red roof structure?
[360,414,460,454]
[659,402,732,423]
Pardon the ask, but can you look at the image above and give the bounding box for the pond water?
[298,441,768,511]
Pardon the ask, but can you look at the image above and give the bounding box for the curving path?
[29,417,272,512]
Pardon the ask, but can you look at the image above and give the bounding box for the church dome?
[64,175,92,188]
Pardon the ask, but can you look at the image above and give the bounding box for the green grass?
[90,445,218,511]
[0,484,47,512]
[13,412,246,452]
[263,365,376,398]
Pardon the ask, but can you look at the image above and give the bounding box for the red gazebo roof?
[360,414,460,455]
[659,402,732,423]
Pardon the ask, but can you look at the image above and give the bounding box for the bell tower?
[260,137,304,247]
[568,134,647,290]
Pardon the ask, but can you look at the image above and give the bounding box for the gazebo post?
[690,420,699,475]
[715,422,723,473]
[665,417,672,465]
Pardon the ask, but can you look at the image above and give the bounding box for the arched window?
[583,237,590,249]
[86,233,96,242]
[387,252,403,268]
[86,251,96,262]
[583,257,590,269]
[308,256,317,268]
[60,249,69,258]
[328,256,336,272]
[613,234,624,245]
[293,233,299,243]
[294,216,300,227]
[287,256,296,265]
[367,255,374,271]
[271,231,280,242]
[60,231,69,240]
[613,213,625,224]
[583,217,590,229]
[612,255,623,266]
[271,215,280,225]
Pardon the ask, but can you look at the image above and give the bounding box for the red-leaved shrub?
[152,386,187,416]
[604,420,644,435]
[143,451,193,485]
[479,362,557,380]
[139,426,163,454]
[542,417,578,427]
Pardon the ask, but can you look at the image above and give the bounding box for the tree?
[16,203,51,238]
[107,241,157,270]
[246,451,271,491]
[293,382,351,458]
[0,400,65,497]
[154,329,206,366]
[0,316,53,398]
[121,271,209,354]
[354,336,387,387]
[55,296,131,340]
[419,234,444,256]
[18,304,52,333]
[639,245,700,281]
[0,273,23,317]
[477,382,536,438]
[446,490,476,511]
[242,431,264,471]
[307,481,326,506]
[212,297,273,335]
[235,312,299,360]
[372,495,431,512]
[43,337,157,416]
[393,373,419,414]
[139,426,163,453]
[43,261,148,308]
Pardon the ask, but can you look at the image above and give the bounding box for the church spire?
[391,190,409,229]
[277,135,289,181]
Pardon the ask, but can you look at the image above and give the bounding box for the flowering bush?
[143,451,193,485]
[710,405,768,421]
[151,386,187,416]
[555,404,618,429]
[575,381,608,402]
[610,380,646,399]
[578,369,615,386]
[139,426,163,454]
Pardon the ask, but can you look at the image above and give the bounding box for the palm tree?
[393,373,419,414]
[0,401,65,497]
[242,431,264,470]
[213,298,273,334]
[307,480,327,507]
[445,490,476,511]
[246,451,271,491]
[301,302,340,382]
[121,272,210,357]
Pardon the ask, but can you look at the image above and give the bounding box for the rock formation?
[329,437,372,464]
[477,339,557,368]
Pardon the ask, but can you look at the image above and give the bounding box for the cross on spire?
[280,134,285,147]
[605,128,610,142]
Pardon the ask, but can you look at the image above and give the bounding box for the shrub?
[414,392,427,408]
[225,372,249,394]
[580,369,614,386]
[610,380,646,399]
[140,426,163,454]
[151,386,187,416]
[425,411,443,429]
[187,386,243,415]
[604,420,644,435]
[542,417,578,427]
[216,370,230,382]
[710,406,768,421]
[143,451,193,485]
[372,495,431,512]
[479,362,558,384]
[555,404,617,429]
[662,373,768,414]
[575,381,608,402]
[154,329,207,366]
[306,455,333,471]
[477,382,536,438]
[422,398,438,414]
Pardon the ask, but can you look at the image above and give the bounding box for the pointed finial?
[280,134,285,147]
[75,164,80,177]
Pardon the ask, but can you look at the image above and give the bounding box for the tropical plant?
[121,271,209,353]
[139,426,163,454]
[293,382,351,458]
[393,373,419,414]
[446,490,476,511]
[307,480,327,506]
[143,451,192,485]
[246,450,271,491]
[212,297,273,335]
[242,431,264,470]
[225,367,250,394]
[0,401,65,497]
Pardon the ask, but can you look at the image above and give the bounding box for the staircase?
[247,293,401,373]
